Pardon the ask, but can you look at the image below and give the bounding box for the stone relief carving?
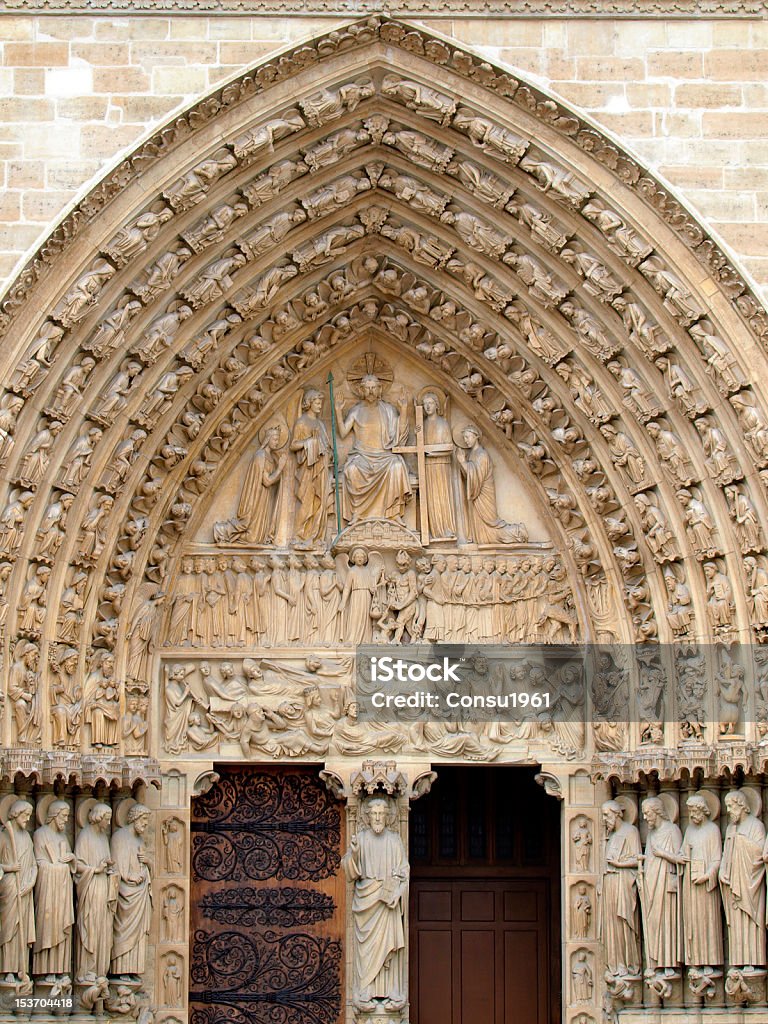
[571,815,593,872]
[571,882,593,939]
[343,795,409,1014]
[161,885,185,944]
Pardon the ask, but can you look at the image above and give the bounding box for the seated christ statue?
[335,373,412,523]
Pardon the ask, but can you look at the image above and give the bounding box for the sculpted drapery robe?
[719,813,766,966]
[341,400,411,523]
[682,820,723,966]
[342,828,409,1004]
[292,413,330,542]
[0,823,36,975]
[110,825,152,975]
[237,445,284,544]
[423,412,456,538]
[460,442,525,544]
[75,822,116,979]
[32,823,74,974]
[642,820,683,970]
[598,822,641,975]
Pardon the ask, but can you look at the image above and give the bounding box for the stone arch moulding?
[1,14,768,766]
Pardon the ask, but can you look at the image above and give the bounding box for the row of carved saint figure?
[0,798,155,1010]
[600,790,768,999]
[166,549,577,649]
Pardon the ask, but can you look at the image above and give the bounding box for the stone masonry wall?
[1,15,767,302]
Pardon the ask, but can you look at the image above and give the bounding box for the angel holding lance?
[290,388,331,546]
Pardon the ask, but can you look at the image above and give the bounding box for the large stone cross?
[393,402,454,545]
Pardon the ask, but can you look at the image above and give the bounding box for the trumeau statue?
[343,797,409,1013]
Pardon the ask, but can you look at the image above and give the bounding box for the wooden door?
[409,767,560,1024]
[189,766,345,1024]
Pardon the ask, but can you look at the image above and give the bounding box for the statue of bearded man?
[335,374,411,524]
[342,797,409,1011]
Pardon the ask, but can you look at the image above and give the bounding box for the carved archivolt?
[0,18,767,762]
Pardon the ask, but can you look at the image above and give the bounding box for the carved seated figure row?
[0,798,152,1012]
[599,790,768,1004]
[166,549,578,649]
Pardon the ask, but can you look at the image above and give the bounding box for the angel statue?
[290,388,331,546]
[339,547,385,645]
[214,423,289,544]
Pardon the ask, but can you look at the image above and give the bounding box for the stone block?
[4,43,70,67]
[674,83,743,108]
[14,68,45,95]
[93,65,150,93]
[647,51,704,78]
[7,160,46,188]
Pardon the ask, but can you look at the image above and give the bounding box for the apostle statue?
[335,373,412,523]
[33,799,75,977]
[720,789,766,967]
[598,798,641,977]
[639,796,683,974]
[0,800,36,979]
[74,801,117,982]
[421,392,456,540]
[342,797,409,1011]
[682,793,723,968]
[456,424,527,544]
[110,804,153,978]
[290,388,331,545]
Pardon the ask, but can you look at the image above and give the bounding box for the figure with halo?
[681,792,723,968]
[456,424,527,544]
[290,387,331,546]
[32,797,75,978]
[342,796,409,1012]
[335,363,411,524]
[0,798,36,980]
[74,800,116,983]
[110,803,152,978]
[214,423,289,544]
[639,795,684,975]
[598,798,641,977]
[720,789,766,967]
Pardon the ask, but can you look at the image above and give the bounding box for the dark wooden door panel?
[189,766,345,1024]
[409,768,560,1024]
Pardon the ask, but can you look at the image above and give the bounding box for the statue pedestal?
[355,1007,409,1024]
